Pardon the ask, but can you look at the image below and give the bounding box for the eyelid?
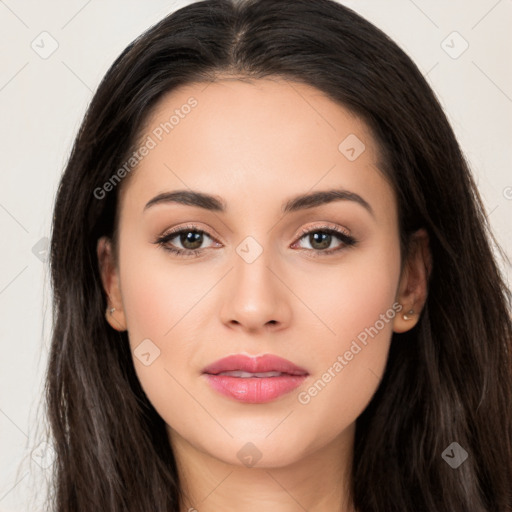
[295,222,351,239]
[290,223,356,257]
[153,223,222,257]
[154,222,357,258]
[157,222,350,243]
[159,222,221,242]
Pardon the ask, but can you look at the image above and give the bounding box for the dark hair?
[46,0,512,510]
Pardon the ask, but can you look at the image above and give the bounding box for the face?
[98,77,428,469]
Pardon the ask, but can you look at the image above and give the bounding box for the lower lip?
[203,374,308,403]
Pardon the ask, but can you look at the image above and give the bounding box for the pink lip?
[202,354,309,404]
[202,354,309,375]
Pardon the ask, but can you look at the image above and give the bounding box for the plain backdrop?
[1,0,511,510]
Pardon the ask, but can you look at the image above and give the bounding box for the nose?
[219,244,292,333]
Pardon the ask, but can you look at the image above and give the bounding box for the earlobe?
[97,236,127,332]
[393,305,419,333]
[104,304,127,332]
[392,228,431,334]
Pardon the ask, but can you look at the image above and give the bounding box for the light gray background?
[1,0,511,510]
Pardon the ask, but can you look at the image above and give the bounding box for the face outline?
[97,77,430,474]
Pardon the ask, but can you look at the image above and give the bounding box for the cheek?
[117,257,212,439]
[118,229,205,342]
[293,238,401,435]
[301,234,401,348]
[116,236,203,397]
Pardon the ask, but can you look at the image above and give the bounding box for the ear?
[393,228,432,333]
[97,236,127,331]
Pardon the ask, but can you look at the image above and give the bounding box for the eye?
[292,225,357,257]
[154,223,357,258]
[154,224,218,258]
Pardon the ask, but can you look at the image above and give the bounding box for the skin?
[98,77,431,512]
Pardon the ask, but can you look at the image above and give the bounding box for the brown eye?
[155,225,218,258]
[293,226,357,257]
[307,231,334,250]
[177,231,204,250]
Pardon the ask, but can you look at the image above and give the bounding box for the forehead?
[139,77,377,162]
[119,77,394,222]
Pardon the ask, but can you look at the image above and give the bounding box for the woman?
[46,0,512,510]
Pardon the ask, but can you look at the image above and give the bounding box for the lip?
[202,354,309,404]
[202,354,309,376]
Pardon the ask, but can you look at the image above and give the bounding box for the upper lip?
[202,354,309,376]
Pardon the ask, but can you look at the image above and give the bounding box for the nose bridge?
[233,233,278,302]
[219,232,290,330]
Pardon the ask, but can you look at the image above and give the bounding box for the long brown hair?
[46,0,512,510]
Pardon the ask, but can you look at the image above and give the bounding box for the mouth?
[212,370,296,378]
[202,353,309,376]
[202,354,309,403]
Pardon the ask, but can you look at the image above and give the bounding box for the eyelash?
[154,223,357,259]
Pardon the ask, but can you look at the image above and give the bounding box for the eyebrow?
[143,188,374,217]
